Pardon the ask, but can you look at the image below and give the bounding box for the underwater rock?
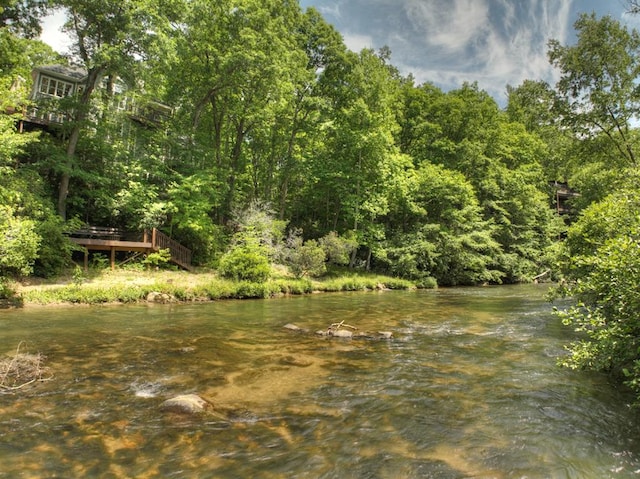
[377,331,393,339]
[159,394,212,414]
[283,323,308,333]
[279,354,314,367]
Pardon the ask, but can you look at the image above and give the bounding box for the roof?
[35,64,88,82]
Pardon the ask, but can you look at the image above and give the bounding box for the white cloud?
[390,0,575,103]
[342,32,374,52]
[317,4,341,20]
[405,0,490,52]
[39,9,70,54]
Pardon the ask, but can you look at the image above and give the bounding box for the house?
[17,64,172,130]
[550,181,580,215]
[25,64,88,125]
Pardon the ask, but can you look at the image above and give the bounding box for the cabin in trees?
[14,64,172,131]
[550,181,580,215]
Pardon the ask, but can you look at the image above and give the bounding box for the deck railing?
[148,228,192,270]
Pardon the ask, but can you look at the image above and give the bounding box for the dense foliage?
[547,14,640,403]
[0,0,570,287]
[4,2,640,399]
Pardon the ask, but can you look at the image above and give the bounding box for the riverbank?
[7,269,428,307]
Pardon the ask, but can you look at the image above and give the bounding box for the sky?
[40,0,639,105]
[296,0,639,104]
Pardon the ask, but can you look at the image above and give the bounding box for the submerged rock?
[283,323,308,333]
[279,354,314,367]
[159,394,212,414]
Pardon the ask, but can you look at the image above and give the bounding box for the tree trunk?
[56,67,103,219]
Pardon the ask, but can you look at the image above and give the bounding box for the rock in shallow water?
[283,323,308,333]
[329,329,353,338]
[159,394,212,414]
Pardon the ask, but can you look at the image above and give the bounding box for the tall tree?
[548,13,640,168]
[167,0,309,224]
[299,47,408,266]
[51,0,170,219]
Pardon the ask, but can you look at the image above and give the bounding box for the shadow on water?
[1,284,640,477]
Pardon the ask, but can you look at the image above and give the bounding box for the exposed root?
[0,342,53,392]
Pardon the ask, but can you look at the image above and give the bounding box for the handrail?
[150,228,192,269]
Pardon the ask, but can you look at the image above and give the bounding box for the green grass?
[15,268,433,306]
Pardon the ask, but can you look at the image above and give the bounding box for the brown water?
[1,285,639,478]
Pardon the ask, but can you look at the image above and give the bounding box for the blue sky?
[297,0,638,104]
[41,1,638,105]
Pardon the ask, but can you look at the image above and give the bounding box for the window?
[38,76,73,98]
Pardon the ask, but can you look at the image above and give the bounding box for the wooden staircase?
[145,228,193,271]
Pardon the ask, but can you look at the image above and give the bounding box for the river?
[0,285,639,478]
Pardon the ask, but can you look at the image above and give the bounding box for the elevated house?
[9,65,191,270]
[26,64,87,126]
[15,64,172,131]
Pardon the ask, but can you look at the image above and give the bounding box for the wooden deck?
[70,227,192,271]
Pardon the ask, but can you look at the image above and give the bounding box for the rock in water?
[283,323,307,332]
[160,394,212,414]
[329,329,353,338]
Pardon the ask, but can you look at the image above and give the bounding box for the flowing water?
[1,285,640,478]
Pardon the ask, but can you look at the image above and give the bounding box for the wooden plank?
[69,238,152,248]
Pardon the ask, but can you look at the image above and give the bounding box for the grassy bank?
[9,269,432,306]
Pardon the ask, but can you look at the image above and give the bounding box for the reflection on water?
[1,285,640,477]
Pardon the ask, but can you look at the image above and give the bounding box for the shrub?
[286,238,326,278]
[555,188,640,403]
[0,276,15,300]
[33,216,78,278]
[0,205,40,276]
[319,231,358,266]
[218,242,271,282]
[142,249,172,269]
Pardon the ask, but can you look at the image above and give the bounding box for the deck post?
[151,228,157,248]
[83,250,89,271]
[110,247,116,270]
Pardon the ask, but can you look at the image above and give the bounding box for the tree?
[298,47,408,268]
[555,184,640,402]
[167,0,309,223]
[0,113,41,276]
[380,162,501,285]
[397,81,562,282]
[0,0,50,38]
[51,0,171,219]
[548,13,640,168]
